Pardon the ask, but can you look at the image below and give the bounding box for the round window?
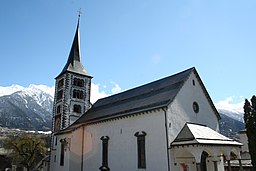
[193,102,199,113]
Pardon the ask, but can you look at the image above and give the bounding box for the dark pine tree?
[244,95,256,170]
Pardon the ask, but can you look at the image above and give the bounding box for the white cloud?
[90,83,108,104]
[110,81,122,94]
[214,96,245,113]
[90,82,122,104]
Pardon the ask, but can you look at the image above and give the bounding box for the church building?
[50,19,242,171]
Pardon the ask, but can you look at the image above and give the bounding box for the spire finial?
[77,8,82,25]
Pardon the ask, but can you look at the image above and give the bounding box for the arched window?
[60,141,65,166]
[57,90,63,101]
[200,151,209,171]
[73,78,84,87]
[72,90,77,98]
[73,78,78,86]
[135,131,147,169]
[99,136,110,171]
[58,79,64,89]
[73,104,81,113]
[80,80,84,87]
[57,105,61,114]
[54,116,61,132]
[73,90,84,99]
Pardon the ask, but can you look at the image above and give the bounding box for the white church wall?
[167,72,219,144]
[82,110,169,171]
[166,72,220,170]
[50,150,56,171]
[169,148,197,171]
[51,128,85,171]
[69,127,83,170]
[51,133,72,171]
[50,136,59,171]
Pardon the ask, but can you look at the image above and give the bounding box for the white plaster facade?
[50,70,242,171]
[166,72,219,144]
[51,109,169,171]
[82,110,169,171]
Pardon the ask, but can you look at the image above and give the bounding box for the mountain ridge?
[0,85,54,131]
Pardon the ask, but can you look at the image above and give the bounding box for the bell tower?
[52,17,92,132]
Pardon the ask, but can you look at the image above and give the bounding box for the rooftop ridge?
[94,67,195,106]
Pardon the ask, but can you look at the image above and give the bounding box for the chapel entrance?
[170,123,242,171]
[200,151,209,171]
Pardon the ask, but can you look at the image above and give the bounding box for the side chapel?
[50,19,242,171]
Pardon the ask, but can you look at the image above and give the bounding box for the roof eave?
[75,103,169,126]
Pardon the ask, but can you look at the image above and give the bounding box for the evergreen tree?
[244,95,256,170]
[3,133,47,171]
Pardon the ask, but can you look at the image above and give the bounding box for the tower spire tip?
[77,8,82,26]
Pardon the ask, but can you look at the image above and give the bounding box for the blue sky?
[1,0,255,105]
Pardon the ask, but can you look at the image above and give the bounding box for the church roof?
[71,67,219,126]
[171,123,242,146]
[56,20,90,78]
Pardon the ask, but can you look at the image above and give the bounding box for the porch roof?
[171,123,242,146]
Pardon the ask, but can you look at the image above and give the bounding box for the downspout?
[162,107,170,171]
[81,126,85,171]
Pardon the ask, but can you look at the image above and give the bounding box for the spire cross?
[78,8,82,20]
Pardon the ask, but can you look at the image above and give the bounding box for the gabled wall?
[167,72,219,144]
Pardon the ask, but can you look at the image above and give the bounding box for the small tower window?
[57,90,63,101]
[57,105,61,114]
[54,116,61,132]
[73,78,84,87]
[58,79,64,89]
[73,90,84,99]
[73,104,81,113]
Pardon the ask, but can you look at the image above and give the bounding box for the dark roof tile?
[73,67,194,125]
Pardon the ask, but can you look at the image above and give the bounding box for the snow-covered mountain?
[0,85,54,131]
[0,84,54,101]
[218,109,244,123]
[215,100,245,138]
[215,97,244,122]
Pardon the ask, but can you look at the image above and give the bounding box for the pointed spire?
[77,8,82,27]
[57,13,90,78]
